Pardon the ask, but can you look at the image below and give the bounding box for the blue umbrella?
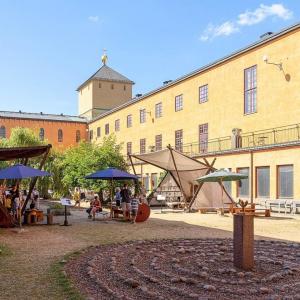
[0,164,51,179]
[86,168,138,218]
[85,168,138,180]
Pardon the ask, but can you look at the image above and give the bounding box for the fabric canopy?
[0,145,51,161]
[0,164,51,179]
[130,147,234,209]
[86,167,138,180]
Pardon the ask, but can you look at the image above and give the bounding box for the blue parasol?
[0,164,51,179]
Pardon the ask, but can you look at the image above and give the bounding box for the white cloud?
[88,16,99,22]
[200,3,293,42]
[200,21,239,41]
[238,4,293,26]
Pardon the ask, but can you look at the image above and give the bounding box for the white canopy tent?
[129,146,234,210]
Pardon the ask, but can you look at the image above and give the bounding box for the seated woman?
[91,195,102,221]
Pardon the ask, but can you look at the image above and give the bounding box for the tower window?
[111,84,114,90]
[124,85,126,91]
[99,82,102,88]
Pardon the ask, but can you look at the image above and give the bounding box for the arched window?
[76,130,81,143]
[39,128,45,141]
[58,129,63,142]
[0,126,6,138]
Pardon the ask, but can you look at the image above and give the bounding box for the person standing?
[130,194,140,224]
[73,188,80,208]
[115,187,122,208]
[120,184,131,221]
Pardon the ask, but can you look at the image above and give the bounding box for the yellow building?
[84,23,300,203]
[77,57,134,121]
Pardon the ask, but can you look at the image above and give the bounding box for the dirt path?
[0,209,299,299]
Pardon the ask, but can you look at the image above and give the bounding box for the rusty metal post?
[233,213,254,270]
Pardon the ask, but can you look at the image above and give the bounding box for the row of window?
[123,125,208,154]
[92,66,257,138]
[223,165,293,199]
[0,126,81,143]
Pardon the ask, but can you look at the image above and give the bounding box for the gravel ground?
[0,206,300,299]
[65,238,300,300]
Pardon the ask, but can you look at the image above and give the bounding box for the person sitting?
[91,195,102,221]
[86,199,93,219]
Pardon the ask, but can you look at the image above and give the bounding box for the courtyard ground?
[0,207,299,299]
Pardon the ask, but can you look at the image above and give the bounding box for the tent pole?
[22,145,51,214]
[128,153,137,175]
[187,157,217,210]
[168,145,187,208]
[110,179,113,219]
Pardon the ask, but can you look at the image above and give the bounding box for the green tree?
[61,135,127,190]
[7,127,45,147]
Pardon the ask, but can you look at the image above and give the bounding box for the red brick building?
[0,111,87,149]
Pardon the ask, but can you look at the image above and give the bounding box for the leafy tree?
[61,135,127,191]
[7,127,45,147]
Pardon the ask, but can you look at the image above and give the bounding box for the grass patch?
[49,251,85,300]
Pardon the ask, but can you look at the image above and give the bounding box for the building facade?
[88,23,300,202]
[1,23,300,202]
[0,111,87,149]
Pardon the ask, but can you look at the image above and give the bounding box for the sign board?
[60,198,72,206]
[157,194,166,201]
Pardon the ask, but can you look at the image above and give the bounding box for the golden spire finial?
[101,49,108,65]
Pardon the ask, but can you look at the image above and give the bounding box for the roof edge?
[89,21,300,124]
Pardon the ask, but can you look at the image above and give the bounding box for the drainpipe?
[250,150,254,204]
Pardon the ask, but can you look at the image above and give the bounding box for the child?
[130,194,140,224]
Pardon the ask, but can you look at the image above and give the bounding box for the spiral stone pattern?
[65,239,300,300]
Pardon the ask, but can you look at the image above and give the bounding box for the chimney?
[163,80,172,85]
[260,32,273,39]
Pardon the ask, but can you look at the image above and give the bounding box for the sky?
[0,0,298,115]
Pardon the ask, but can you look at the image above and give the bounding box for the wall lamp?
[263,55,282,71]
[263,54,290,82]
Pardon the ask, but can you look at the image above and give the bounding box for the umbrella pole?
[110,179,113,219]
[221,178,225,215]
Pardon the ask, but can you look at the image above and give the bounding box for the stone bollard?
[233,213,254,270]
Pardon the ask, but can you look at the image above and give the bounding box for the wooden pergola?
[0,144,51,227]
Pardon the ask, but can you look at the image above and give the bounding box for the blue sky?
[0,0,298,115]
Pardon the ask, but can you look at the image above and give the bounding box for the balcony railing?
[182,123,300,157]
[127,123,300,164]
